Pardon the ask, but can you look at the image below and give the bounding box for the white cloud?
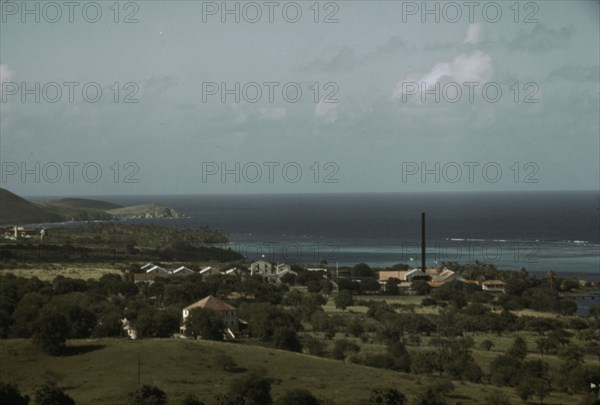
[0,64,15,84]
[392,50,493,99]
[258,107,287,120]
[315,101,338,123]
[464,23,483,45]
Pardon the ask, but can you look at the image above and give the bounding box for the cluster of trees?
[0,382,75,405]
[125,376,411,405]
[2,224,242,263]
[0,271,291,354]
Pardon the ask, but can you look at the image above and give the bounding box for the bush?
[33,312,69,355]
[480,339,495,351]
[276,389,321,405]
[332,339,360,360]
[303,336,325,357]
[128,384,167,405]
[216,374,272,405]
[368,387,406,405]
[34,382,75,405]
[334,291,353,310]
[272,327,302,352]
[180,394,204,405]
[0,382,30,405]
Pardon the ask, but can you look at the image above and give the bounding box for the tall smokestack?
[421,212,426,271]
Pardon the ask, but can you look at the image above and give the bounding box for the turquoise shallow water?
[29,191,600,279]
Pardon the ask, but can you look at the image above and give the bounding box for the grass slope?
[0,339,575,405]
[0,339,580,405]
[47,198,123,211]
[0,188,63,225]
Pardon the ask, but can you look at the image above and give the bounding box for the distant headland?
[0,188,182,225]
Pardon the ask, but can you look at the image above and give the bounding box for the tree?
[385,278,400,295]
[480,339,495,351]
[387,340,411,372]
[0,382,30,405]
[332,339,360,360]
[34,382,75,405]
[362,278,381,293]
[352,263,374,278]
[369,387,406,405]
[272,327,302,352]
[276,389,321,405]
[414,380,454,405]
[216,374,272,405]
[185,308,224,341]
[335,291,353,310]
[508,336,528,360]
[411,280,431,296]
[33,312,69,355]
[516,377,549,404]
[128,384,167,405]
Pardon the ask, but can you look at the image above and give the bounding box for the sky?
[1,0,599,196]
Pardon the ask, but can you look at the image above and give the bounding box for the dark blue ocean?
[31,191,599,281]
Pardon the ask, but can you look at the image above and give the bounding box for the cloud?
[463,23,483,45]
[315,101,338,123]
[370,36,410,57]
[392,50,493,99]
[301,47,362,72]
[258,107,287,120]
[509,24,574,52]
[0,64,15,84]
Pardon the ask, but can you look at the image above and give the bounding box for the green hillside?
[46,198,123,211]
[0,338,575,405]
[0,188,181,225]
[0,188,63,225]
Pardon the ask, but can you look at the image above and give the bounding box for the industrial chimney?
[421,212,426,271]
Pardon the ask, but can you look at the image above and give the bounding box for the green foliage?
[272,327,302,352]
[480,339,495,351]
[185,308,225,341]
[334,291,353,310]
[215,373,272,405]
[411,280,431,296]
[490,354,522,386]
[33,312,69,355]
[482,390,511,405]
[0,382,30,405]
[410,351,443,375]
[351,263,374,278]
[128,384,167,405]
[413,380,455,405]
[385,278,400,295]
[276,389,321,405]
[180,394,205,405]
[386,341,411,372]
[362,278,381,293]
[34,382,75,405]
[507,336,528,360]
[239,302,300,345]
[368,387,406,405]
[303,336,324,356]
[332,339,360,360]
[516,377,549,403]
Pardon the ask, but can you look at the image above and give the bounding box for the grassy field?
[0,264,123,281]
[0,338,587,405]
